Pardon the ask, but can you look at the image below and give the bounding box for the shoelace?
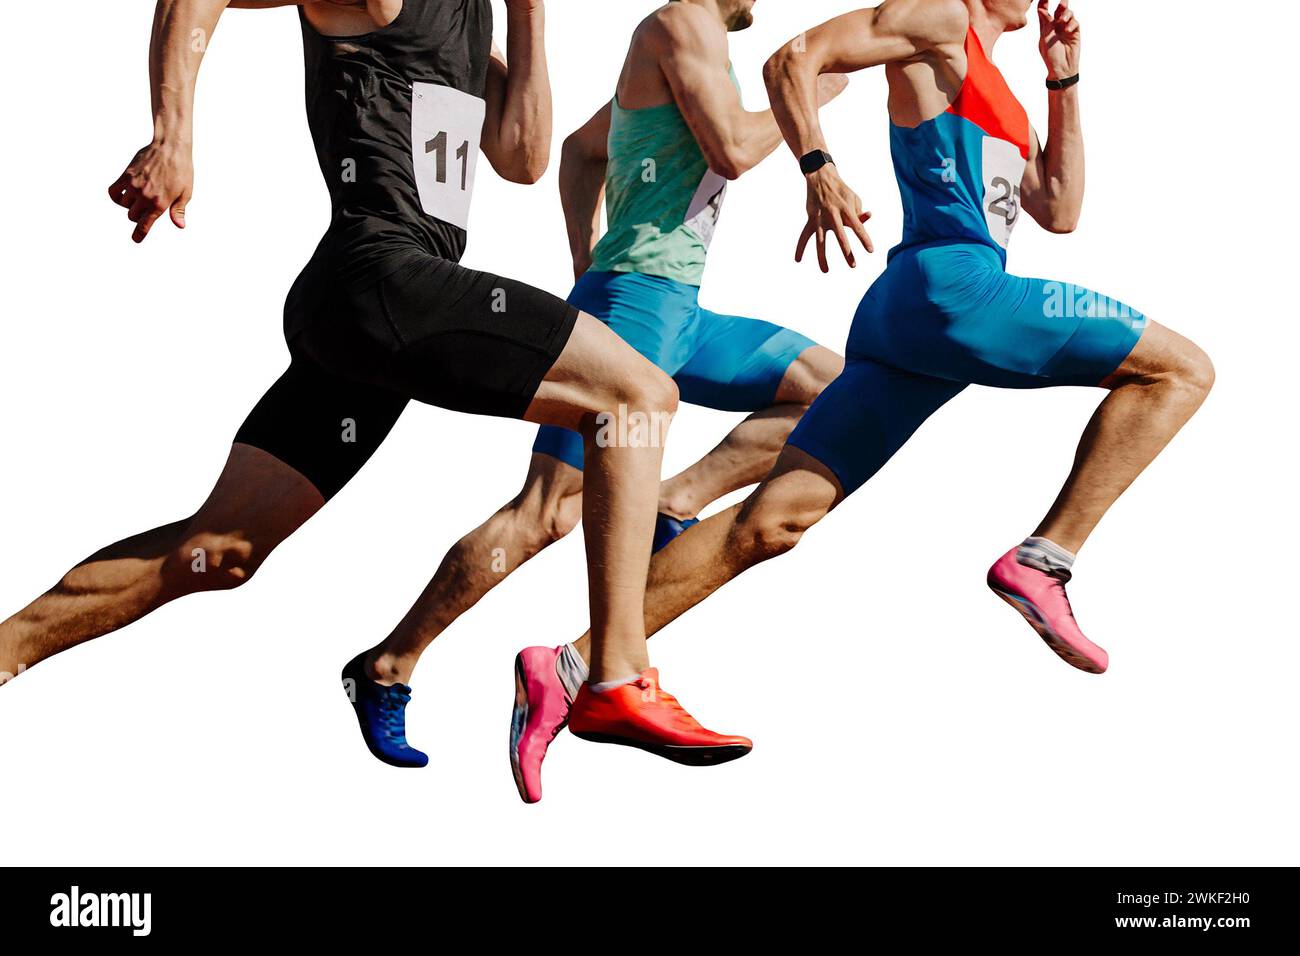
[376,684,413,743]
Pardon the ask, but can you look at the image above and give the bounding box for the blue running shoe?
[341,653,429,768]
[652,513,699,553]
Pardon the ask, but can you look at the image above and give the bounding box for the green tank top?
[589,69,739,287]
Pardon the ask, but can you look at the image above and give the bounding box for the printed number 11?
[425,131,469,190]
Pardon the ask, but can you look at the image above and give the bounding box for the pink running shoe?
[987,548,1109,674]
[509,646,573,804]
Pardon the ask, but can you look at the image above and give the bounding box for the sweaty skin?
[362,0,848,686]
[1,0,673,686]
[568,0,1214,665]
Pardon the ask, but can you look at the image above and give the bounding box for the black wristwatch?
[799,149,835,175]
[1046,73,1080,91]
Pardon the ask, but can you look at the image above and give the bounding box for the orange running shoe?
[567,668,752,765]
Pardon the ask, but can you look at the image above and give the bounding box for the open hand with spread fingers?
[797,164,873,273]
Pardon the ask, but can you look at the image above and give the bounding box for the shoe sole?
[988,584,1106,674]
[509,654,533,802]
[571,731,751,766]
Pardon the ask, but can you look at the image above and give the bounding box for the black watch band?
[1046,73,1080,91]
[799,149,834,175]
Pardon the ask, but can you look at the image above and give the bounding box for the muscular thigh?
[851,245,1145,390]
[292,253,580,420]
[675,309,820,411]
[234,353,409,502]
[524,311,672,431]
[786,357,966,500]
[211,355,410,574]
[531,271,699,465]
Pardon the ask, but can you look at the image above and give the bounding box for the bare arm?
[763,2,962,159]
[655,6,777,180]
[559,103,610,280]
[1021,1,1084,233]
[655,5,845,182]
[108,0,240,242]
[762,0,966,270]
[481,0,552,184]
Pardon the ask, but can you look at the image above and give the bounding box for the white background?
[1,1,1295,866]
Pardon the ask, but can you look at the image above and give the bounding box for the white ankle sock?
[588,674,641,694]
[554,643,589,700]
[1016,536,1076,578]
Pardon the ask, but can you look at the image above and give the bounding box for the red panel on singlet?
[946,27,1031,160]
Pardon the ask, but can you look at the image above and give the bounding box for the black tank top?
[300,0,493,284]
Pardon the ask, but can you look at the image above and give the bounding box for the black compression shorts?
[233,355,409,501]
[288,250,579,417]
[234,250,579,500]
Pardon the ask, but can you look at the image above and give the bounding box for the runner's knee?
[507,477,584,555]
[1169,339,1215,401]
[164,528,262,593]
[540,494,582,547]
[1116,326,1215,402]
[732,487,829,563]
[618,365,679,417]
[518,495,582,553]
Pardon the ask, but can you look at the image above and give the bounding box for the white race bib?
[411,81,486,229]
[981,136,1026,249]
[684,170,728,249]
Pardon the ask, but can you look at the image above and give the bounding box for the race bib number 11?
[411,81,486,230]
